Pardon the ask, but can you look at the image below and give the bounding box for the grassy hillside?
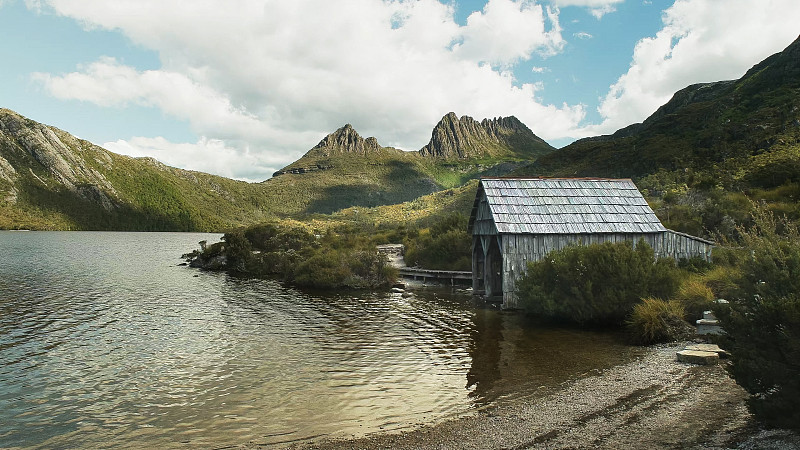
[515,35,800,238]
[265,150,530,216]
[0,109,272,230]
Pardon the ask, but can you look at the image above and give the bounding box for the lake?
[0,231,640,448]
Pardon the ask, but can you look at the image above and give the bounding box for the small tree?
[716,207,800,429]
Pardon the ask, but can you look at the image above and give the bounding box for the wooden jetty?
[396,267,472,286]
[377,244,472,286]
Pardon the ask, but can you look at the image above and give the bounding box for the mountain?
[529,35,800,179]
[264,112,554,215]
[0,110,552,229]
[263,125,436,215]
[419,112,553,159]
[308,123,382,156]
[517,34,800,236]
[0,108,274,230]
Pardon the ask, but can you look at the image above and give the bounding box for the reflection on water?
[0,232,641,448]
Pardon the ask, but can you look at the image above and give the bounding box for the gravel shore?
[279,342,799,450]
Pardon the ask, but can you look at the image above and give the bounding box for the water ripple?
[0,231,639,448]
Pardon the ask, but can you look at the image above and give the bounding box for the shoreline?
[271,342,798,450]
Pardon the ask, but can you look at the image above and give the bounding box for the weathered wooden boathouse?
[468,177,714,308]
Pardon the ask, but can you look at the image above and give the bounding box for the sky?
[1,0,798,182]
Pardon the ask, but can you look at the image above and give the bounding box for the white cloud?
[582,0,800,137]
[30,0,585,180]
[573,31,592,39]
[550,0,623,18]
[32,57,264,140]
[104,137,283,183]
[456,0,564,65]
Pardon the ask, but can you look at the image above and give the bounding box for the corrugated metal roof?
[471,177,666,235]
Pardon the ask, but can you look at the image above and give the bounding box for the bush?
[293,248,352,289]
[715,207,800,429]
[222,228,254,273]
[292,247,397,289]
[403,212,471,271]
[699,265,741,300]
[627,298,693,345]
[676,278,715,321]
[678,256,713,274]
[188,220,397,290]
[516,240,682,325]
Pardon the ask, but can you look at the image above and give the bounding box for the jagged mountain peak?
[310,123,382,156]
[419,112,553,159]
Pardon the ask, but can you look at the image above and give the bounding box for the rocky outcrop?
[273,124,384,176]
[272,163,333,177]
[419,112,553,159]
[0,154,18,204]
[0,154,16,183]
[310,124,382,156]
[0,109,118,210]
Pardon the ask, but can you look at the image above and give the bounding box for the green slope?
[514,35,800,237]
[0,109,272,230]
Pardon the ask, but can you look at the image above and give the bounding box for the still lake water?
[0,232,641,448]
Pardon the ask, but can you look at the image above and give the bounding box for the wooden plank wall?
[498,231,713,309]
[472,193,499,236]
[652,231,714,262]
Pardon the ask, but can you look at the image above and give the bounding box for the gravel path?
[272,342,799,450]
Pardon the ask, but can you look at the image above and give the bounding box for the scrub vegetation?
[515,241,683,326]
[713,207,800,429]
[185,212,473,290]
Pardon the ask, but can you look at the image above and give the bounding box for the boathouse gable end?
[469,178,714,309]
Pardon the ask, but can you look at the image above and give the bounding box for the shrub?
[345,250,397,288]
[292,247,397,289]
[243,222,281,251]
[516,240,682,325]
[700,265,741,300]
[189,220,397,290]
[627,298,693,345]
[678,256,713,274]
[676,278,715,321]
[293,248,352,289]
[715,207,800,429]
[222,228,253,273]
[403,212,471,271]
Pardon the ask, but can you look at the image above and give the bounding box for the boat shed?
[468,177,714,308]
